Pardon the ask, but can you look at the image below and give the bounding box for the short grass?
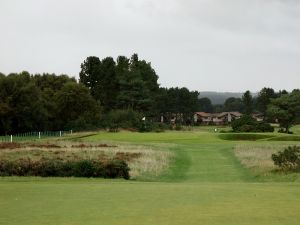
[1,180,300,225]
[287,125,300,135]
[1,129,300,225]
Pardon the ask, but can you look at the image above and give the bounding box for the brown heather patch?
[27,143,61,148]
[71,143,117,148]
[0,141,172,179]
[0,142,21,150]
[0,142,61,150]
[114,152,142,162]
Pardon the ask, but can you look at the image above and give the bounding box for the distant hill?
[199,92,247,105]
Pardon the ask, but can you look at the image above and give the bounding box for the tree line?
[0,54,201,134]
[198,88,289,115]
[200,88,300,133]
[79,54,201,127]
[0,54,299,134]
[0,72,100,135]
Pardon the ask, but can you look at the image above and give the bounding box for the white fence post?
[10,135,13,143]
[39,132,41,139]
[60,131,62,137]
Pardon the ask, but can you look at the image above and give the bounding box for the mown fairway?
[1,128,300,225]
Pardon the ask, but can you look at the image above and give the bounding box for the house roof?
[195,112,212,117]
[229,111,243,117]
[252,112,263,118]
[196,111,243,118]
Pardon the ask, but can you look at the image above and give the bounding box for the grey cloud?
[0,0,299,92]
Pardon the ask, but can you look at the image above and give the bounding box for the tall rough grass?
[234,144,299,174]
[0,141,172,179]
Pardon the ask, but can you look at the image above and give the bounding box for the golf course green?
[1,128,300,225]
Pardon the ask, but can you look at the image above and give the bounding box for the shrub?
[239,125,254,132]
[231,115,274,133]
[103,160,130,180]
[65,115,100,132]
[232,115,256,132]
[0,158,130,179]
[138,120,154,132]
[256,122,274,132]
[37,160,60,177]
[272,146,300,172]
[153,122,168,132]
[138,121,168,132]
[73,160,96,177]
[104,109,141,131]
[278,128,293,134]
[175,124,182,131]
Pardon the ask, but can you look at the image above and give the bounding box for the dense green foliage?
[79,54,201,127]
[103,109,142,132]
[0,72,101,134]
[212,88,294,116]
[0,158,130,179]
[223,97,244,112]
[0,55,204,134]
[231,115,274,132]
[80,54,159,113]
[155,87,200,125]
[256,87,277,117]
[267,90,300,133]
[1,54,299,134]
[242,90,253,115]
[198,97,213,113]
[272,146,300,172]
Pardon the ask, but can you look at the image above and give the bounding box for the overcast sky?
[1,0,300,92]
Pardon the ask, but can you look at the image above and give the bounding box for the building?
[194,112,243,125]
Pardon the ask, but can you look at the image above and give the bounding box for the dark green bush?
[104,109,141,131]
[232,115,256,132]
[103,160,130,180]
[65,115,100,132]
[73,160,96,177]
[231,115,274,132]
[138,121,168,133]
[239,125,254,132]
[175,124,182,131]
[138,120,154,132]
[256,122,274,132]
[272,146,300,172]
[153,122,168,132]
[278,128,293,134]
[38,160,60,177]
[0,158,130,179]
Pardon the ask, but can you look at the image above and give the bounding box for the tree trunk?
[285,125,289,133]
